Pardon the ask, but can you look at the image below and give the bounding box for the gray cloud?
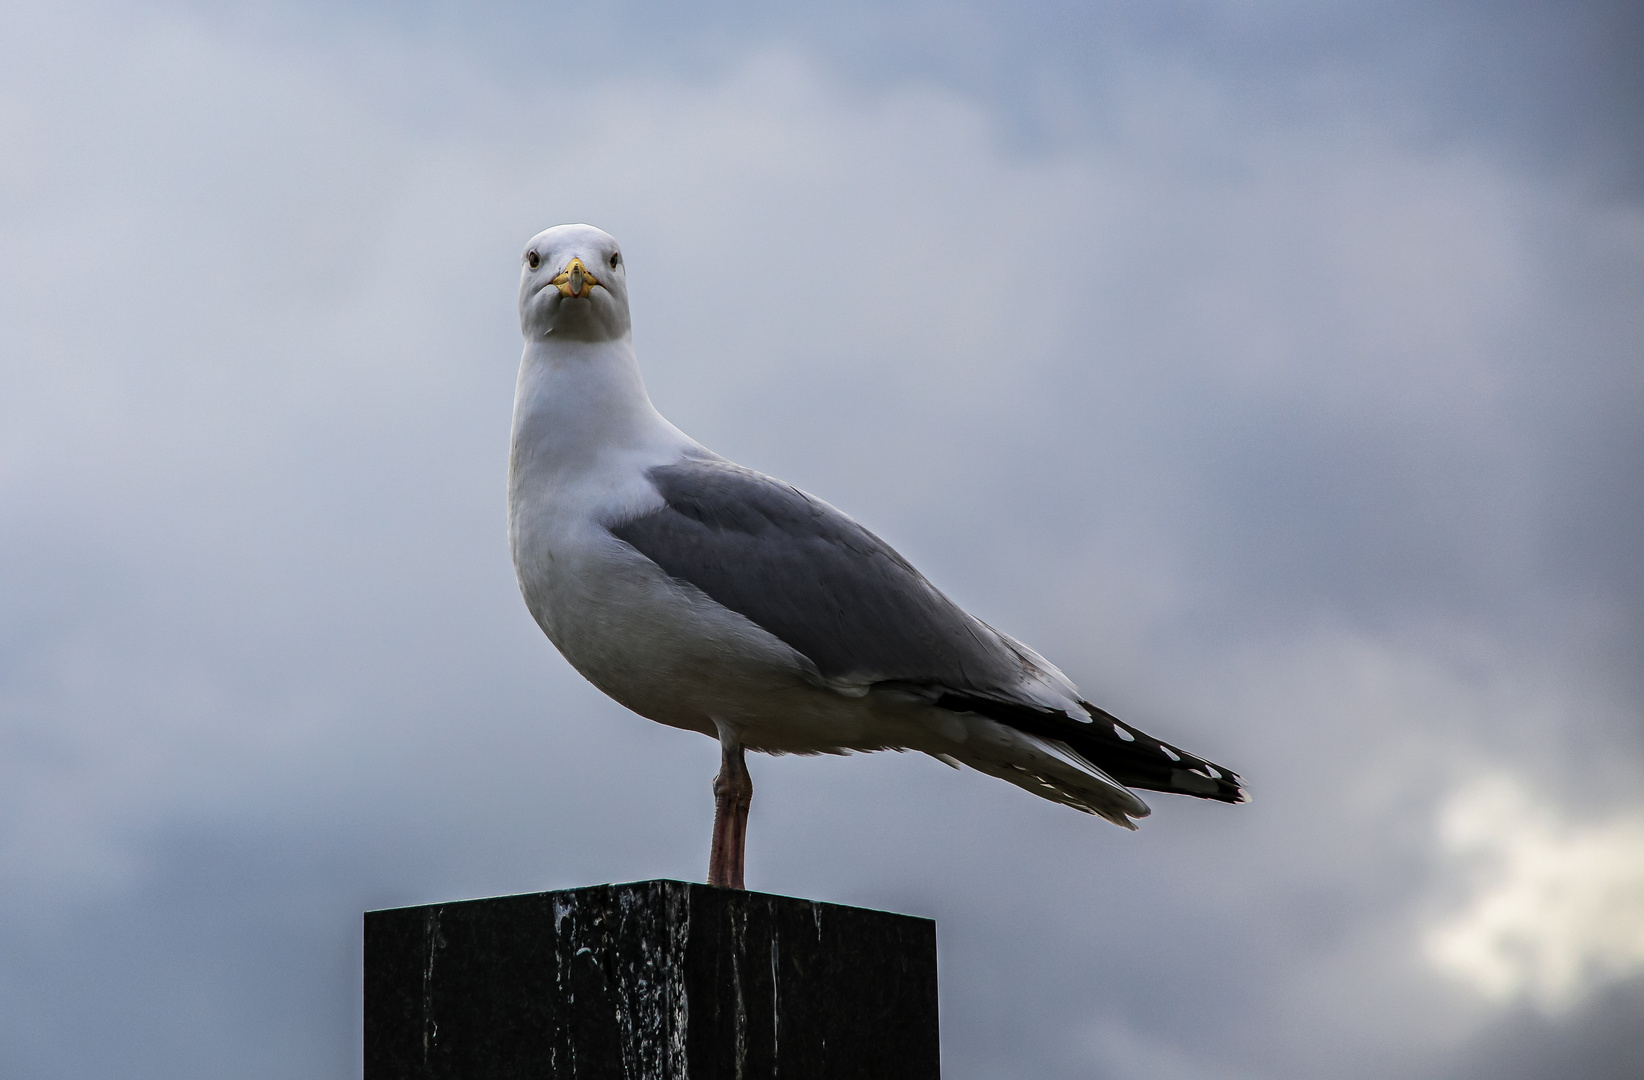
[1,2,1640,1077]
[204,0,1644,192]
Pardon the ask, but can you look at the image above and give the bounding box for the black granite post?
[364,879,940,1079]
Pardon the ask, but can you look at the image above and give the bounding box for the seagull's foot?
[708,739,753,890]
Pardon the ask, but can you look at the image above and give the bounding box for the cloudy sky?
[2,1,1641,1076]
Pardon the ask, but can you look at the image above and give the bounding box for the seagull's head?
[519,224,631,343]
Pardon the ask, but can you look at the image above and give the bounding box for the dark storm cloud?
[229,0,1644,191]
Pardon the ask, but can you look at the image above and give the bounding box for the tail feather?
[945,731,1150,829]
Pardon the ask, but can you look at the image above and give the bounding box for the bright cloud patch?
[1426,775,1644,1012]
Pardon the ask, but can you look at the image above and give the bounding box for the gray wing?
[608,455,1022,690]
[610,455,1248,813]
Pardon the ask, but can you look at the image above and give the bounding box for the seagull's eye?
[527,251,541,270]
[609,252,621,269]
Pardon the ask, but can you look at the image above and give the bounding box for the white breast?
[506,334,882,746]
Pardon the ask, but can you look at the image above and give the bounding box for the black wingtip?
[1079,700,1247,804]
[928,691,1246,807]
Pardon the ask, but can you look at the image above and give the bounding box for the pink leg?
[707,735,752,890]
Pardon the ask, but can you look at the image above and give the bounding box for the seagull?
[509,224,1245,890]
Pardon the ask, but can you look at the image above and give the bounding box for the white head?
[518,224,631,343]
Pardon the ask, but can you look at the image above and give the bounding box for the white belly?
[513,509,914,753]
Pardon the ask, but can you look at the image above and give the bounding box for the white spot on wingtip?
[1113,724,1135,742]
[1205,764,1222,779]
[1161,746,1181,761]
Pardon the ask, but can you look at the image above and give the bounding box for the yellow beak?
[551,257,600,298]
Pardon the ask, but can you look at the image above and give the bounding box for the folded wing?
[609,454,1245,822]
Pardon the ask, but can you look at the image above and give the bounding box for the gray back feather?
[609,456,1020,689]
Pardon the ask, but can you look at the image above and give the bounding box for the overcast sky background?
[2,1,1642,1077]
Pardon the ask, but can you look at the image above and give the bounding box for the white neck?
[509,335,695,492]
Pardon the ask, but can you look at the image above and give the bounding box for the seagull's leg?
[708,726,752,890]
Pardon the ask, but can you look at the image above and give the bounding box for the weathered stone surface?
[364,879,940,1079]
